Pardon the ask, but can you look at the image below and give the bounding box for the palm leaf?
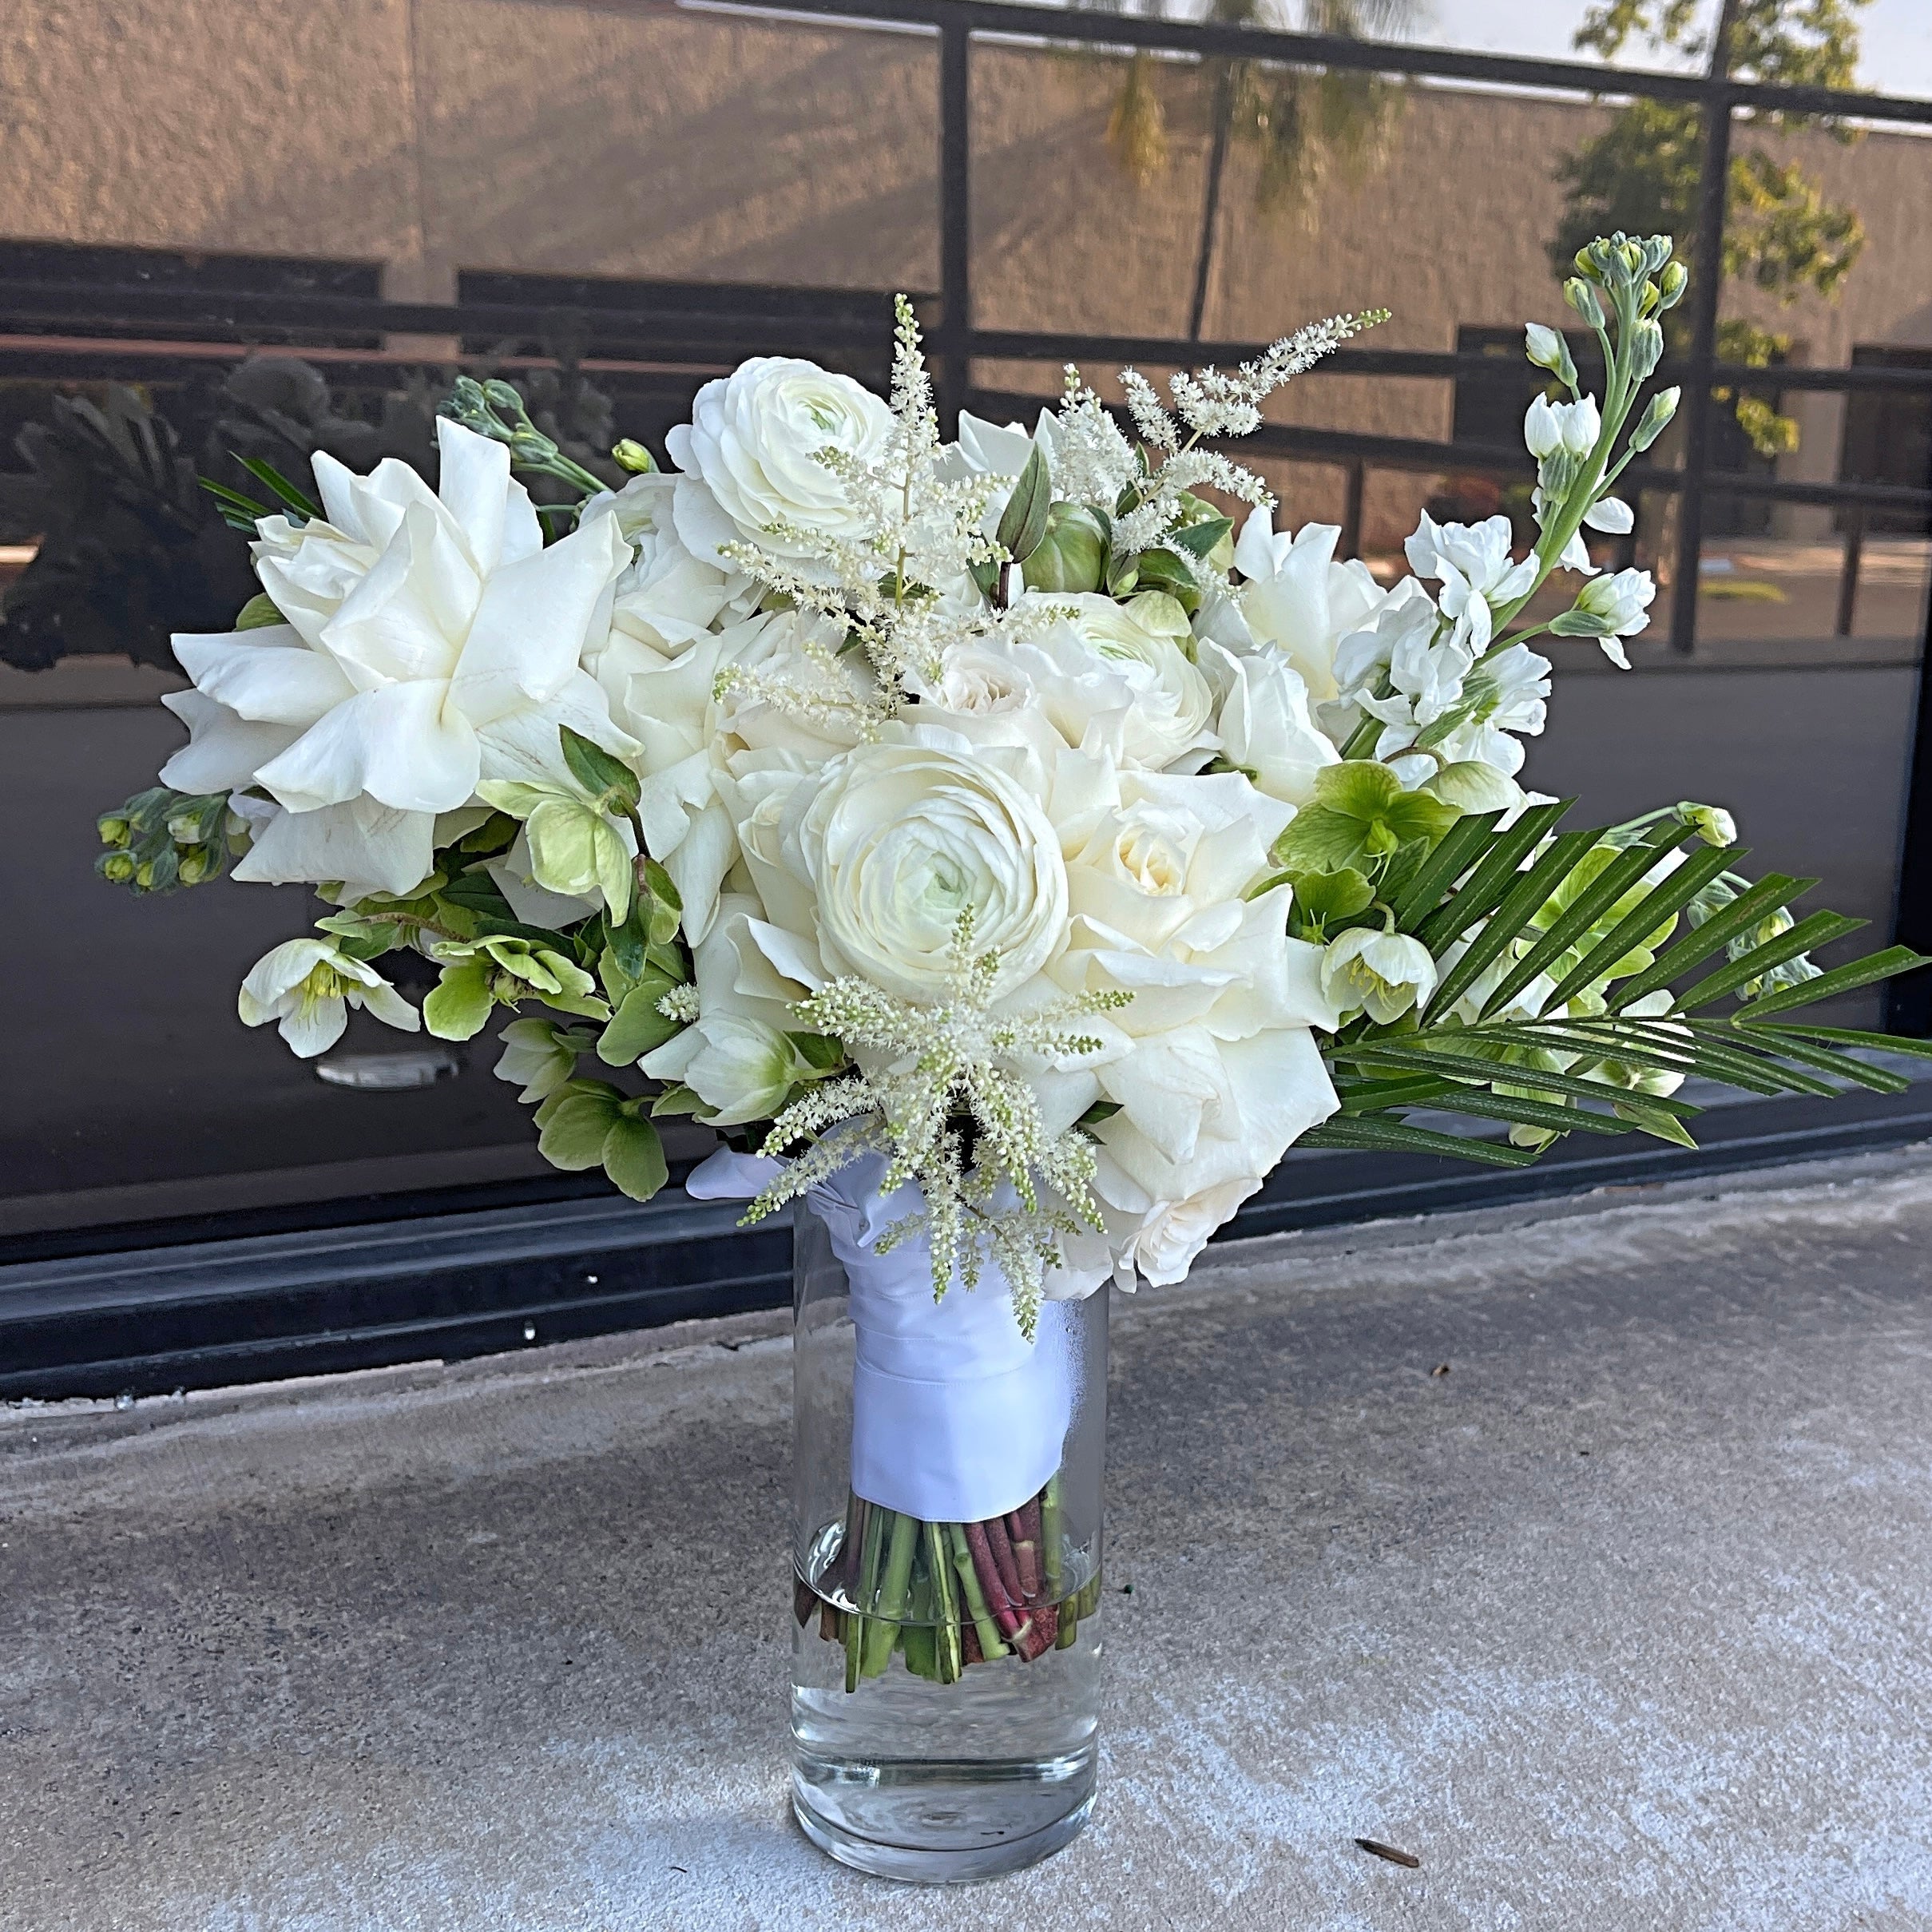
[232,455,323,521]
[1478,822,1688,1020]
[1539,840,1736,1011]
[1298,1116,1542,1167]
[1751,1023,1932,1057]
[1607,873,1814,1010]
[1732,945,1928,1018]
[1672,910,1865,1011]
[1426,829,1601,1016]
[1329,1037,1703,1115]
[1414,798,1571,953]
[1718,1024,1909,1093]
[1388,808,1504,930]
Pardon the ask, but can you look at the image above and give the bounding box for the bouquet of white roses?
[102,233,1927,1685]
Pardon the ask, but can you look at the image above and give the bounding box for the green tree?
[1101,1,1417,339]
[1551,0,1870,455]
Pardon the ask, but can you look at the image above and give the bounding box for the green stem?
[862,1509,920,1679]
[1041,1477,1065,1605]
[947,1521,1010,1660]
[926,1519,963,1684]
[845,1499,884,1694]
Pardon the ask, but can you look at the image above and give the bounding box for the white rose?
[1197,637,1339,807]
[1232,509,1389,704]
[666,357,894,573]
[1050,769,1339,1244]
[1115,1177,1264,1287]
[581,470,756,664]
[751,724,1069,1005]
[161,420,633,900]
[1020,590,1214,770]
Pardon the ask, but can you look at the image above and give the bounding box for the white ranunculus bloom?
[1319,926,1438,1025]
[750,724,1070,1005]
[666,357,894,573]
[161,420,633,899]
[1232,509,1387,704]
[237,937,419,1058]
[1197,637,1339,807]
[1022,590,1214,771]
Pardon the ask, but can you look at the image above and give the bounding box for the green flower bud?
[1524,323,1577,389]
[1022,502,1109,594]
[1656,261,1688,310]
[97,814,132,848]
[1628,319,1664,382]
[1565,278,1606,330]
[97,851,137,885]
[1683,803,1736,847]
[612,439,656,474]
[177,843,222,886]
[1629,387,1680,454]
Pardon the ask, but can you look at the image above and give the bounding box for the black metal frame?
[6,0,1932,1390]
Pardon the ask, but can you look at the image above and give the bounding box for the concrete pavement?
[6,1148,1932,1930]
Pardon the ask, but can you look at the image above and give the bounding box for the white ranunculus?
[1232,509,1388,704]
[161,420,633,900]
[666,357,894,573]
[237,937,418,1058]
[1319,926,1438,1025]
[753,725,1070,1004]
[1022,590,1214,771]
[1197,638,1339,807]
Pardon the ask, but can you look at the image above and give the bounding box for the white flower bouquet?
[102,233,1927,1700]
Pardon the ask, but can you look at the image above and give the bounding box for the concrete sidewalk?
[6,1151,1932,1930]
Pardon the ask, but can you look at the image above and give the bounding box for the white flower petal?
[255,680,478,815]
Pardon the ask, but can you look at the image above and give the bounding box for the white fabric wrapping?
[688,1147,1077,1521]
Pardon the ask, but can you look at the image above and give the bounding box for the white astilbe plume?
[1163,309,1390,440]
[743,911,1130,1339]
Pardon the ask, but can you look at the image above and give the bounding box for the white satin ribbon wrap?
[688,1147,1077,1522]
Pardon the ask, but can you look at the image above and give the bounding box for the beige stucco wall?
[3,0,1928,540]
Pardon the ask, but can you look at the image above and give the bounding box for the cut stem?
[862,1509,920,1679]
[949,1521,1010,1660]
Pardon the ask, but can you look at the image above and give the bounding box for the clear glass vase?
[789,1189,1109,1882]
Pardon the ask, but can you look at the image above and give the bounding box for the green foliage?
[1552,0,1871,456]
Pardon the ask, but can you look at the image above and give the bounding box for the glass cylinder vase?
[789,1187,1109,1882]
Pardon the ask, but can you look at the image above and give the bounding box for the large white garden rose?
[161,420,633,899]
[1048,768,1339,1271]
[745,724,1070,1004]
[1233,509,1389,704]
[1197,637,1339,807]
[667,357,894,573]
[581,470,756,663]
[1018,590,1214,770]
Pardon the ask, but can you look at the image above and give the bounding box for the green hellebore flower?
[1270,760,1461,876]
[425,934,609,1040]
[477,778,634,920]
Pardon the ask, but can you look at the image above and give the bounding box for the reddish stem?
[985,1517,1026,1607]
[962,1618,985,1668]
[1019,1604,1058,1660]
[964,1521,1027,1640]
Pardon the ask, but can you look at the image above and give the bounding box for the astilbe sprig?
[744,913,1130,1339]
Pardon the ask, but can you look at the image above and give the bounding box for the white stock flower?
[1232,508,1387,704]
[237,937,419,1058]
[1197,638,1339,807]
[1319,926,1437,1025]
[1523,394,1601,459]
[1358,625,1474,762]
[666,356,894,571]
[1404,512,1538,655]
[161,420,633,899]
[748,724,1070,1005]
[1574,567,1657,668]
[1023,590,1214,770]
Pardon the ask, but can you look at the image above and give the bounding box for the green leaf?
[1480,827,1686,1019]
[1287,867,1375,926]
[1414,799,1573,954]
[640,859,683,946]
[1426,829,1601,1018]
[597,973,681,1065]
[1168,514,1232,560]
[1672,910,1864,1011]
[1129,548,1200,613]
[787,1030,845,1072]
[994,442,1053,564]
[233,454,323,520]
[650,1084,706,1117]
[1331,1037,1703,1116]
[538,1091,625,1170]
[605,905,649,988]
[197,476,272,529]
[1421,1088,1634,1138]
[1751,1024,1932,1059]
[559,726,641,815]
[1732,945,1928,1018]
[1541,840,1737,1010]
[234,593,286,631]
[1389,809,1506,931]
[423,960,495,1040]
[1549,606,1614,637]
[1297,1117,1542,1167]
[601,1113,668,1201]
[1723,1026,1909,1093]
[1607,873,1813,1010]
[1614,1100,1698,1148]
